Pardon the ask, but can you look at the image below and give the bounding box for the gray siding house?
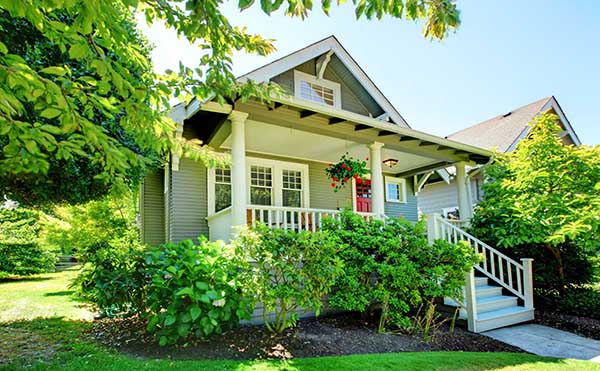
[417,96,582,218]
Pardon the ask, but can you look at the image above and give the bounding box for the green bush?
[72,230,147,317]
[0,208,55,276]
[235,225,343,334]
[323,210,479,333]
[145,238,254,346]
[536,285,600,319]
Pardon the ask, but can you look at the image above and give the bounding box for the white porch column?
[229,111,249,234]
[454,161,473,220]
[369,142,385,219]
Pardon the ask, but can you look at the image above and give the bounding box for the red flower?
[331,182,336,187]
[341,163,347,169]
[347,167,352,171]
[343,177,348,182]
[366,179,371,184]
[353,174,358,179]
[357,178,363,184]
[333,176,338,182]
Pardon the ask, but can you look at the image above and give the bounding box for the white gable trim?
[238,36,410,128]
[506,96,581,152]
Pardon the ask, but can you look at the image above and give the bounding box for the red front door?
[355,181,372,212]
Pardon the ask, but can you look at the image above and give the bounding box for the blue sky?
[138,0,600,144]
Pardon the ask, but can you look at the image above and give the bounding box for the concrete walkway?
[483,324,600,363]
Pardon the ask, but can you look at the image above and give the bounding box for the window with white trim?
[385,177,407,203]
[214,167,231,212]
[250,165,273,206]
[294,70,341,108]
[282,169,302,207]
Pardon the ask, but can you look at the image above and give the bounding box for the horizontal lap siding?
[308,161,352,210]
[141,170,165,246]
[417,181,459,216]
[170,157,208,243]
[384,180,419,222]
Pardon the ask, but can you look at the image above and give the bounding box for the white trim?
[293,70,341,109]
[385,176,407,203]
[207,156,310,216]
[238,36,410,128]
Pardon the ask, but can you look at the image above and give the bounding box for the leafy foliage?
[325,153,369,191]
[145,238,254,346]
[0,208,55,276]
[0,0,459,204]
[470,113,600,289]
[235,225,343,334]
[323,210,479,333]
[536,284,600,320]
[71,230,147,317]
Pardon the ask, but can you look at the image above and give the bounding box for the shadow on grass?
[0,318,594,371]
[44,290,76,297]
[0,275,53,283]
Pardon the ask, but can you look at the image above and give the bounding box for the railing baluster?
[251,207,256,227]
[516,266,523,295]
[507,263,513,289]
[499,257,504,283]
[490,251,496,278]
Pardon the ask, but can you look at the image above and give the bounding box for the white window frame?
[293,70,341,109]
[385,176,407,204]
[207,157,310,215]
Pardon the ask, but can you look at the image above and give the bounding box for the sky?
[137,0,600,145]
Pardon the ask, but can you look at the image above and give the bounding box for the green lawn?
[1,269,599,371]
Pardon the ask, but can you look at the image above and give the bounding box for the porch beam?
[378,130,396,137]
[300,110,319,119]
[354,124,371,131]
[396,161,450,178]
[329,117,347,125]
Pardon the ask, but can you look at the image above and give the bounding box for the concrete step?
[475,285,503,299]
[475,277,488,287]
[477,295,519,314]
[476,306,535,333]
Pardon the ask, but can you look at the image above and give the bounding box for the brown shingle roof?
[447,97,552,153]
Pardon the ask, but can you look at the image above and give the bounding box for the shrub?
[145,238,254,346]
[71,230,147,317]
[235,225,343,334]
[323,210,479,334]
[0,208,55,276]
[536,285,600,320]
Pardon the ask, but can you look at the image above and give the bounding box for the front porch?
[178,97,491,241]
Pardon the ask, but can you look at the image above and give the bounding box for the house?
[417,96,582,218]
[139,35,534,333]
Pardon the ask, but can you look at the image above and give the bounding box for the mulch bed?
[88,312,524,360]
[535,310,600,341]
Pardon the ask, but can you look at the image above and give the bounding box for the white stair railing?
[427,213,534,331]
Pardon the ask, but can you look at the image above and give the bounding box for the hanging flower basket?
[325,153,369,192]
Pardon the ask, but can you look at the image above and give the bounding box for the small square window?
[385,177,406,203]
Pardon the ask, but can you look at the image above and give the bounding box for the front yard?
[1,269,599,370]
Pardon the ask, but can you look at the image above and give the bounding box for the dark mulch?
[88,312,524,360]
[535,310,600,341]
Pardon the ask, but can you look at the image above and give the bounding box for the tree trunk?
[544,244,565,290]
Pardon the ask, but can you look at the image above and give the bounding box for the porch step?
[443,275,533,333]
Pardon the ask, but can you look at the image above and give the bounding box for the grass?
[1,270,599,371]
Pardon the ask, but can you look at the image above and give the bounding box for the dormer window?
[294,70,341,109]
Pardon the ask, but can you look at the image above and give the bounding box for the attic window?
[294,70,341,109]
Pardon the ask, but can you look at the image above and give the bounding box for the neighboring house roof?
[238,35,411,128]
[446,96,581,153]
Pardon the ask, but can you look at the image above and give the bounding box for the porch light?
[382,158,398,168]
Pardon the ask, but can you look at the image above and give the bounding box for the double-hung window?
[214,167,231,212]
[250,165,273,206]
[385,177,407,203]
[294,70,341,109]
[282,169,303,207]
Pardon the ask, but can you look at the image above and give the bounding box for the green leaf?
[39,66,67,76]
[0,41,7,54]
[40,108,62,119]
[195,281,209,290]
[69,43,89,59]
[164,315,176,326]
[175,287,194,297]
[190,305,202,321]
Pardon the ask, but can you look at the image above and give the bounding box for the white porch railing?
[247,205,377,232]
[446,218,471,230]
[427,213,534,331]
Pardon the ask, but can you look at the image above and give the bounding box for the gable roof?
[238,35,410,128]
[446,96,581,152]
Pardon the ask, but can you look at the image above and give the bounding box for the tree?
[0,0,460,204]
[470,113,600,289]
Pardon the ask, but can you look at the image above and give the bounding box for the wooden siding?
[170,157,209,243]
[384,180,419,222]
[271,59,374,117]
[141,170,165,246]
[417,177,482,217]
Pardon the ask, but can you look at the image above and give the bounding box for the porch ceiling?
[219,99,492,177]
